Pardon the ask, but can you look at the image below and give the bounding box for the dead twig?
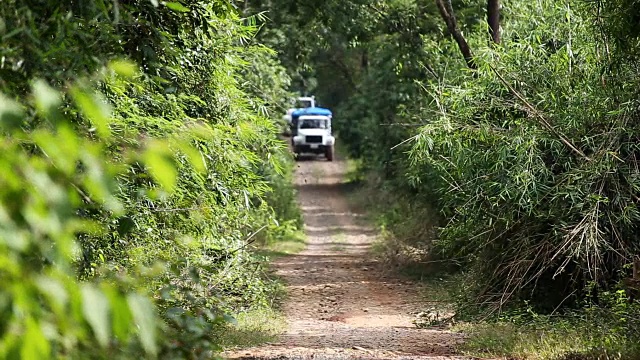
[229,225,268,255]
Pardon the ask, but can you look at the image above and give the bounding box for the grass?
[331,232,347,252]
[220,307,287,348]
[331,244,346,252]
[343,158,363,184]
[455,316,640,360]
[220,231,306,350]
[256,230,306,259]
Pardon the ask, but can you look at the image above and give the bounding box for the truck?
[290,107,335,161]
[295,96,316,109]
[283,96,316,126]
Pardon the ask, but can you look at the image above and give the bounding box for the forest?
[1,0,640,359]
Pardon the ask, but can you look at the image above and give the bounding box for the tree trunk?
[487,0,500,44]
[434,0,477,69]
[361,49,369,73]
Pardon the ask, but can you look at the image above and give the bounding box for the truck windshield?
[300,119,328,129]
[295,100,312,108]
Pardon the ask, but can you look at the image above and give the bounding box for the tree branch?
[434,0,477,69]
[487,0,500,44]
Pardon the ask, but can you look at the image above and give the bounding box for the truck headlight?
[293,135,304,144]
[325,137,335,145]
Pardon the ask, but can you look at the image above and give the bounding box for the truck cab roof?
[292,107,332,118]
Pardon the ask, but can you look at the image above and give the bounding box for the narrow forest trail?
[225,155,470,360]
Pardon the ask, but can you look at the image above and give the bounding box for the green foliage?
[590,0,640,57]
[0,78,161,358]
[219,306,287,349]
[249,0,640,354]
[1,0,299,358]
[407,0,640,309]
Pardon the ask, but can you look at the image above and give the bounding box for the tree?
[487,0,500,44]
[434,0,476,69]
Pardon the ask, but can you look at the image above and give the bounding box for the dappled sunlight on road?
[225,156,467,360]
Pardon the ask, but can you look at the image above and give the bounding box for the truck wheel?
[325,146,334,161]
[294,152,300,161]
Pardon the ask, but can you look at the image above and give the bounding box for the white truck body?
[291,115,335,161]
[296,96,316,109]
[283,96,316,124]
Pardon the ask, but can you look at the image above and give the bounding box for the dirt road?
[226,156,468,359]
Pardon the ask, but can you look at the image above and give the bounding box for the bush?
[0,1,299,357]
[409,0,640,309]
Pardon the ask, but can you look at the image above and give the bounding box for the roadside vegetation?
[242,0,640,358]
[4,0,640,358]
[0,1,300,358]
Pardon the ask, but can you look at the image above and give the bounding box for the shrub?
[0,1,299,357]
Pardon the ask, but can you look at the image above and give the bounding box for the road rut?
[225,156,469,360]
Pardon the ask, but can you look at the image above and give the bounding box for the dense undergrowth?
[0,1,300,358]
[243,0,640,357]
[351,180,640,359]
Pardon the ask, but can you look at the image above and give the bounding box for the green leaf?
[33,125,80,176]
[32,79,62,117]
[0,93,25,130]
[36,276,69,314]
[176,142,206,173]
[71,87,112,138]
[109,59,139,78]
[104,287,133,340]
[81,284,111,347]
[127,294,157,356]
[81,151,124,214]
[144,140,178,192]
[165,2,189,12]
[21,318,50,359]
